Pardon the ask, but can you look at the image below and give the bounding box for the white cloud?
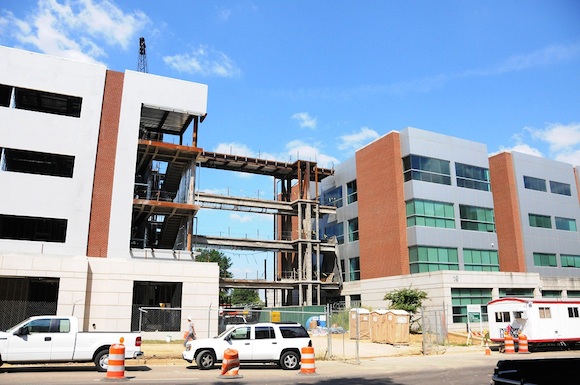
[528,123,580,153]
[337,127,380,152]
[163,45,240,77]
[496,143,544,158]
[497,122,580,166]
[229,213,254,223]
[213,142,275,160]
[291,112,317,129]
[285,140,339,169]
[211,140,338,169]
[1,0,149,64]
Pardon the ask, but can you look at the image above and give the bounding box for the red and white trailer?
[487,298,580,350]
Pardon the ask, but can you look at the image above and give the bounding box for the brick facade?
[356,132,409,279]
[489,152,526,272]
[87,70,124,258]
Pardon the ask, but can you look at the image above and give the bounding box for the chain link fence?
[0,300,57,330]
[419,305,448,355]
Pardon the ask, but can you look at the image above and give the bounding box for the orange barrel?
[106,340,125,379]
[219,348,241,378]
[518,334,530,354]
[504,334,515,354]
[299,346,316,375]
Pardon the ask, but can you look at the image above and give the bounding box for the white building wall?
[0,253,89,321]
[0,46,106,256]
[86,258,218,333]
[511,152,580,277]
[400,127,498,258]
[107,70,209,258]
[342,270,542,332]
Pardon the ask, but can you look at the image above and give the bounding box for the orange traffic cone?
[218,348,243,379]
[485,343,491,355]
[298,346,317,375]
[504,333,515,354]
[518,334,530,354]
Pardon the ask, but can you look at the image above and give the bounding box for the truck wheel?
[195,350,215,370]
[280,350,300,370]
[94,349,109,372]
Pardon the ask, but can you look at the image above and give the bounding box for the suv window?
[230,326,250,340]
[255,326,275,339]
[279,325,309,338]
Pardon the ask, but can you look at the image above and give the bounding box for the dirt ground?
[135,332,478,366]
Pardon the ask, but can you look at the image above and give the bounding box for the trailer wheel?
[94,349,109,372]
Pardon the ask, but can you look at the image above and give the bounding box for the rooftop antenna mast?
[138,37,148,73]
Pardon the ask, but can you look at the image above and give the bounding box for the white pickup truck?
[0,315,143,371]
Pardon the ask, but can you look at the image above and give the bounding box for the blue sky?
[2,1,580,280]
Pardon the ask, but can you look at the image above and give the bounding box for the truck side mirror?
[16,327,29,336]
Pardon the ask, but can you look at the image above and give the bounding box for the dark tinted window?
[1,148,74,178]
[279,325,309,338]
[14,87,82,117]
[0,214,67,242]
[550,181,571,196]
[255,326,275,339]
[524,176,546,192]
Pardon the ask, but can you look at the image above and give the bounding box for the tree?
[196,249,233,279]
[196,249,233,304]
[230,288,262,306]
[383,287,428,314]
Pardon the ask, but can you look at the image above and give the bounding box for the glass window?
[568,307,580,318]
[455,163,490,191]
[550,181,571,196]
[0,84,13,107]
[322,186,343,208]
[402,155,451,186]
[348,218,359,242]
[463,249,500,271]
[1,148,74,178]
[56,319,71,333]
[346,180,357,204]
[279,325,309,338]
[524,176,547,192]
[533,253,557,267]
[539,307,551,319]
[555,217,576,231]
[499,288,534,298]
[561,254,580,268]
[323,222,344,244]
[25,319,52,333]
[254,326,275,339]
[349,257,360,281]
[529,214,552,229]
[230,326,251,340]
[409,246,459,273]
[495,312,510,322]
[14,86,82,117]
[0,214,67,243]
[542,290,561,298]
[459,205,495,232]
[406,199,455,229]
[451,288,492,323]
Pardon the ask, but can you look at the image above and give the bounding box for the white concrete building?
[0,46,219,337]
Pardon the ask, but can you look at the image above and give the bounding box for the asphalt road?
[1,349,578,385]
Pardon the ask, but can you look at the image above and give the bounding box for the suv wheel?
[195,350,216,370]
[280,350,300,370]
